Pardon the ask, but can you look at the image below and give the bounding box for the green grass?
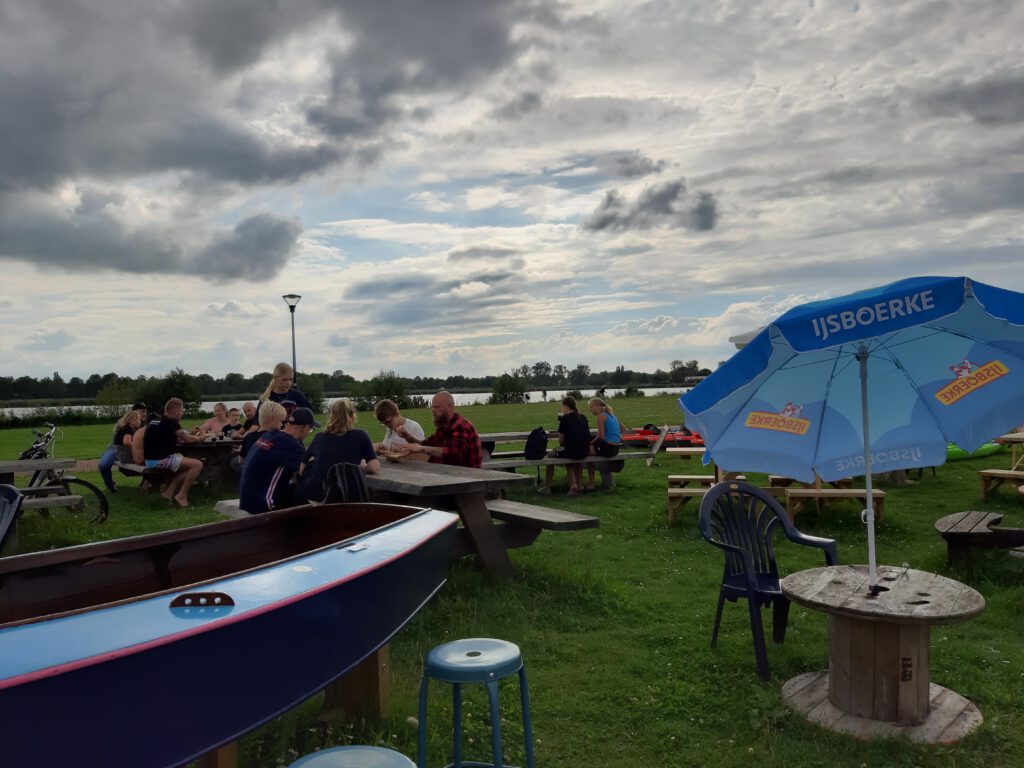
[3,395,1024,767]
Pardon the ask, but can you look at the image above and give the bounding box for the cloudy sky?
[2,0,1023,382]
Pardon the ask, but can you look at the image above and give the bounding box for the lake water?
[2,387,680,417]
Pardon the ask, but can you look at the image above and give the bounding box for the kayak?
[622,427,704,449]
[947,442,1004,461]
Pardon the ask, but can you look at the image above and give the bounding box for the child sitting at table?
[222,408,243,437]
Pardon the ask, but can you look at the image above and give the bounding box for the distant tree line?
[0,359,709,404]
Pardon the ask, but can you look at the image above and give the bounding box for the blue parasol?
[681,276,1024,591]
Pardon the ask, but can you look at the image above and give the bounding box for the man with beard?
[399,390,482,468]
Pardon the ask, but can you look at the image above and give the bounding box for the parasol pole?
[857,346,879,592]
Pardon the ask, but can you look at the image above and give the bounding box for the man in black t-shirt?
[143,397,203,508]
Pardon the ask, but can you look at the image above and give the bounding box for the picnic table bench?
[978,469,1024,500]
[116,461,176,491]
[665,478,772,524]
[785,487,885,520]
[0,459,80,554]
[484,451,654,489]
[934,510,1024,567]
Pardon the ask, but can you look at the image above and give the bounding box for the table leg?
[323,645,390,718]
[196,741,238,768]
[453,492,516,579]
[828,614,930,724]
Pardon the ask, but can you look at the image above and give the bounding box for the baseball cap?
[132,401,149,410]
[287,407,321,428]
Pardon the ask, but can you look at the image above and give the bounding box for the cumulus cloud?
[0,196,302,279]
[582,179,719,232]
[205,300,266,318]
[408,191,453,212]
[605,151,669,179]
[341,269,521,330]
[193,214,303,280]
[920,73,1024,126]
[327,334,351,347]
[490,91,543,121]
[446,244,521,262]
[20,328,75,351]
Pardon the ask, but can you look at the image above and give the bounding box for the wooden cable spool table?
[780,564,985,743]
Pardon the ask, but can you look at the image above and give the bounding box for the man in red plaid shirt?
[400,391,483,468]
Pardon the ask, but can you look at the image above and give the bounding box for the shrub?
[488,372,528,404]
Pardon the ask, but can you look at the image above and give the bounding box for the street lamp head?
[282,293,302,310]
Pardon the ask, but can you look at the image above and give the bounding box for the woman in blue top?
[586,397,622,491]
[294,398,379,504]
[259,362,313,413]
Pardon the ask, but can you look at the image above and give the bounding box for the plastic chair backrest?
[0,484,25,553]
[321,462,370,504]
[700,481,798,580]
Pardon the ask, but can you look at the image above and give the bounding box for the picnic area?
[1,394,1022,767]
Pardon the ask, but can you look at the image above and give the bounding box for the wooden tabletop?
[666,447,706,456]
[367,462,534,497]
[0,458,75,474]
[781,565,984,625]
[478,429,597,443]
[997,433,1024,443]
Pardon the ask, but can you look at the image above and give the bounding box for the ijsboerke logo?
[934,358,1008,405]
[745,402,811,435]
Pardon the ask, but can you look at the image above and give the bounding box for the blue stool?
[288,745,415,767]
[417,638,535,768]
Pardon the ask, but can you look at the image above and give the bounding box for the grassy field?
[2,395,1023,767]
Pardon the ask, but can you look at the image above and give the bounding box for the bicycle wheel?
[61,477,109,523]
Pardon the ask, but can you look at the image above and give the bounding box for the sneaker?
[536,487,551,496]
[566,489,581,497]
[105,484,117,494]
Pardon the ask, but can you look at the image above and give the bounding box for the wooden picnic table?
[365,462,534,579]
[0,458,75,485]
[781,564,985,743]
[665,447,740,481]
[997,432,1024,470]
[180,437,244,490]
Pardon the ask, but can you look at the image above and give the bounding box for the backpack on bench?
[524,426,549,460]
[321,462,369,504]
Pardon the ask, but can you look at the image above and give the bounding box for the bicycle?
[19,423,109,523]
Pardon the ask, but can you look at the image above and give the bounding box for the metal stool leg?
[486,680,503,768]
[452,682,463,768]
[518,667,535,768]
[417,676,430,768]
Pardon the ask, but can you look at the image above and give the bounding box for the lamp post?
[282,294,301,374]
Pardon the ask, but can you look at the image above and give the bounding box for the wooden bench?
[768,475,853,488]
[116,461,175,492]
[485,498,599,531]
[666,482,780,523]
[483,452,652,489]
[668,474,746,488]
[21,494,83,510]
[785,488,885,521]
[978,469,1024,500]
[935,510,1024,568]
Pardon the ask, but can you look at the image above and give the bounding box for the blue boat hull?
[0,503,458,767]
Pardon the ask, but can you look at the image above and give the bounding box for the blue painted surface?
[0,509,455,685]
[0,507,458,768]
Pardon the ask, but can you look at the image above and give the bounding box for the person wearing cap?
[96,401,150,493]
[294,399,379,504]
[239,406,320,514]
